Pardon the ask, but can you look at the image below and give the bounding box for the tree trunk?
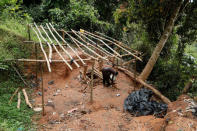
[139,0,183,81]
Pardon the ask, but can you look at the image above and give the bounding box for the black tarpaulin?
[124,88,168,117]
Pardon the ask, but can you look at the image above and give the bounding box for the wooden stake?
[35,42,38,84]
[90,60,95,103]
[40,63,45,116]
[27,24,31,41]
[22,88,32,108]
[17,92,21,109]
[98,58,103,71]
[83,64,88,82]
[9,87,20,104]
[62,31,65,45]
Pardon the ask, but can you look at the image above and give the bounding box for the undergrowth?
[0,17,36,130]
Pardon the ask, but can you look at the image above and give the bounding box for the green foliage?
[0,79,35,130]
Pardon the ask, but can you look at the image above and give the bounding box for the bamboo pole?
[30,25,51,72]
[22,88,33,108]
[82,31,121,57]
[3,58,91,62]
[63,30,106,60]
[35,42,38,82]
[49,23,85,65]
[90,60,95,103]
[98,58,103,71]
[117,67,171,104]
[84,30,142,61]
[17,92,21,109]
[34,23,53,63]
[27,24,31,41]
[12,64,31,88]
[9,87,20,104]
[46,23,80,68]
[72,30,109,57]
[40,25,73,70]
[83,64,88,82]
[77,31,113,56]
[40,63,45,116]
[95,31,140,54]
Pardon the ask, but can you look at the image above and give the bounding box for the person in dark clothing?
[101,67,118,87]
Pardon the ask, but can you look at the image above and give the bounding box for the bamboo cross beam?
[40,25,73,70]
[46,23,80,68]
[72,30,110,57]
[76,31,114,57]
[3,58,91,62]
[95,31,141,55]
[31,25,51,72]
[49,23,85,65]
[34,23,53,63]
[84,30,142,61]
[63,30,107,61]
[95,31,141,54]
[82,31,121,57]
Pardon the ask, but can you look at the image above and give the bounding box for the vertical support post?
[40,63,45,116]
[83,64,88,82]
[62,30,65,45]
[133,58,137,91]
[112,56,115,67]
[27,24,31,41]
[35,42,38,83]
[90,60,95,103]
[98,58,103,71]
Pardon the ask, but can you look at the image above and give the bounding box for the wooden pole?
[62,31,65,45]
[22,88,33,108]
[83,64,88,82]
[98,58,103,71]
[48,24,85,65]
[46,23,79,68]
[27,24,31,41]
[90,60,95,103]
[17,92,21,109]
[9,87,20,104]
[35,42,38,84]
[40,63,45,116]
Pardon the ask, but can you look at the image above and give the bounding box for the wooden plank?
[30,25,51,72]
[49,23,85,65]
[46,23,79,68]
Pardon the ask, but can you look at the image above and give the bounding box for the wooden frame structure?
[6,23,172,115]
[27,23,142,72]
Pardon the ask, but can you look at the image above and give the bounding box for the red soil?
[26,49,197,131]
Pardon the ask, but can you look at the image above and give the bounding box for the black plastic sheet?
[124,88,168,117]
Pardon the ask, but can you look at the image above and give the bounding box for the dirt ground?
[26,49,197,131]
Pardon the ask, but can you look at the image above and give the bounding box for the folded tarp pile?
[124,88,168,117]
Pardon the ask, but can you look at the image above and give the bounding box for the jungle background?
[0,0,196,130]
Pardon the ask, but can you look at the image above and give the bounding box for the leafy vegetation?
[0,0,197,129]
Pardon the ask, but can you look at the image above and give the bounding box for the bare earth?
[26,49,197,131]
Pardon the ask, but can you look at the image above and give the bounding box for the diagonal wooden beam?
[46,23,79,68]
[34,23,52,63]
[30,25,51,72]
[63,30,107,61]
[48,23,85,65]
[40,25,73,70]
